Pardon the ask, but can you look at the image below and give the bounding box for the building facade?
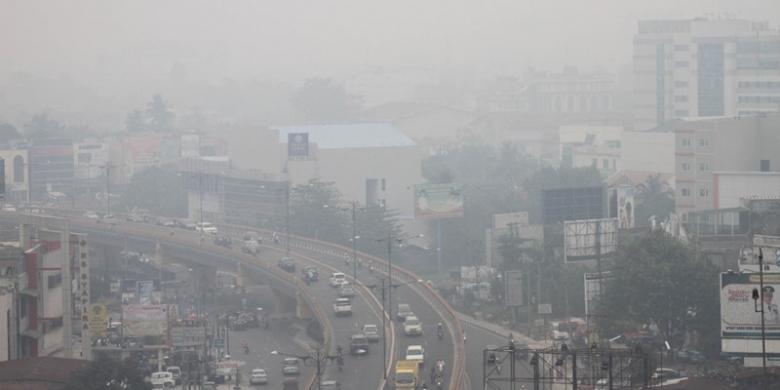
[672,114,780,219]
[0,149,29,203]
[633,18,780,130]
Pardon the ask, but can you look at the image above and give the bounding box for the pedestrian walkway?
[456,311,551,349]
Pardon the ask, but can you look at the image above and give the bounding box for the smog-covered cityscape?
[1,1,780,389]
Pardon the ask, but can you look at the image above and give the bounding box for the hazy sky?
[1,0,779,87]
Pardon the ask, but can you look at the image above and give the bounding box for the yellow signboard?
[88,303,108,338]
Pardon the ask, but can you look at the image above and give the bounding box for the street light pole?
[285,185,291,256]
[352,201,358,282]
[753,248,768,389]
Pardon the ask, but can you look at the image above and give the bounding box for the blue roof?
[273,123,416,149]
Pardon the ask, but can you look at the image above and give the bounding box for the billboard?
[564,218,618,263]
[584,271,612,317]
[504,270,524,307]
[170,326,207,347]
[542,186,604,224]
[616,185,635,229]
[287,133,309,158]
[137,280,155,305]
[88,303,108,338]
[721,272,780,354]
[180,134,201,158]
[414,183,464,219]
[122,304,168,337]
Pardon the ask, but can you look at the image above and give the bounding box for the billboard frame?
[563,218,618,263]
[413,183,464,220]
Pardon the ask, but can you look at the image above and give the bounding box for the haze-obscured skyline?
[2,0,779,86]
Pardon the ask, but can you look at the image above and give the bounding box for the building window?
[13,155,24,182]
[674,95,689,102]
[602,159,609,169]
[381,178,386,191]
[681,188,691,197]
[699,187,710,197]
[698,138,710,147]
[674,61,689,68]
[674,110,690,117]
[698,162,710,172]
[681,162,691,172]
[47,273,62,288]
[681,137,691,147]
[674,81,689,88]
[674,44,690,51]
[591,158,597,167]
[761,159,771,172]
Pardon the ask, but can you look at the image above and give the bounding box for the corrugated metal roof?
[273,123,416,149]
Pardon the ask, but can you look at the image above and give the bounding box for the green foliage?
[0,122,22,140]
[634,174,675,226]
[23,112,64,138]
[125,109,147,132]
[354,204,404,258]
[145,94,175,132]
[290,78,361,123]
[118,166,187,217]
[64,356,150,390]
[290,179,349,242]
[596,230,719,353]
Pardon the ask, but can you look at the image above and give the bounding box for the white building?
[0,149,29,203]
[633,18,780,130]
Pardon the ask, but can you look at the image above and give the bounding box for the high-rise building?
[633,18,780,130]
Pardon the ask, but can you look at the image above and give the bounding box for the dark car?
[278,257,296,273]
[486,344,498,363]
[350,334,370,356]
[214,236,232,248]
[301,266,319,283]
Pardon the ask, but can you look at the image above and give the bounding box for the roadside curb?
[456,312,548,349]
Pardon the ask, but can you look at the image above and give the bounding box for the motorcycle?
[437,327,443,340]
[336,355,344,372]
[243,345,250,355]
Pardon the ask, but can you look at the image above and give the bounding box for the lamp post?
[366,277,424,381]
[752,248,768,389]
[272,346,339,390]
[324,201,365,281]
[369,233,424,322]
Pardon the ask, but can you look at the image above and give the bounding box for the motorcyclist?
[336,355,344,371]
[421,383,428,390]
[336,345,343,356]
[437,322,443,339]
[430,366,436,382]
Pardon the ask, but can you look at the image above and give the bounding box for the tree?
[64,356,150,390]
[23,112,64,138]
[634,174,675,226]
[354,204,404,258]
[118,166,187,217]
[290,179,349,242]
[146,94,175,132]
[290,78,361,123]
[125,109,147,132]
[596,230,719,354]
[0,122,21,141]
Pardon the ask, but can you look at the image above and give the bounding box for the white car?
[405,345,425,366]
[333,298,352,317]
[329,272,347,287]
[196,222,218,234]
[150,371,176,388]
[250,368,268,385]
[338,283,355,297]
[403,315,423,336]
[363,324,380,342]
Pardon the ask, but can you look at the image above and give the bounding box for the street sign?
[214,338,225,348]
[537,303,552,315]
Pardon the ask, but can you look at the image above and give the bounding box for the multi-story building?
[0,149,29,203]
[633,18,780,130]
[524,67,616,115]
[28,139,74,202]
[672,114,780,220]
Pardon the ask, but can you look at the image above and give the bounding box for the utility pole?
[352,201,358,281]
[105,163,112,216]
[387,230,393,321]
[199,169,204,227]
[285,185,291,256]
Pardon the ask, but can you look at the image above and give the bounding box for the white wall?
[0,290,12,361]
[619,131,675,174]
[714,172,780,209]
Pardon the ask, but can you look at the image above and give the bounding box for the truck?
[394,360,420,389]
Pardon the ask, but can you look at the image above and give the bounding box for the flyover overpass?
[3,209,467,389]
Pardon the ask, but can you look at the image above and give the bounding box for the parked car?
[350,333,370,355]
[166,366,182,385]
[214,236,232,247]
[250,368,268,385]
[652,368,683,381]
[282,357,300,376]
[195,222,218,234]
[338,283,355,298]
[396,303,414,321]
[278,257,296,272]
[150,371,176,388]
[329,272,347,287]
[362,324,380,342]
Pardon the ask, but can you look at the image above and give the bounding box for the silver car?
[250,368,268,385]
[282,357,300,376]
[362,324,380,342]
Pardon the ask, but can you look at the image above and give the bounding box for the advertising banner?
[721,272,780,354]
[170,326,206,347]
[122,304,168,337]
[504,270,524,307]
[137,280,155,305]
[414,183,464,219]
[564,218,618,263]
[88,303,108,338]
[616,185,635,229]
[584,271,612,317]
[287,133,309,158]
